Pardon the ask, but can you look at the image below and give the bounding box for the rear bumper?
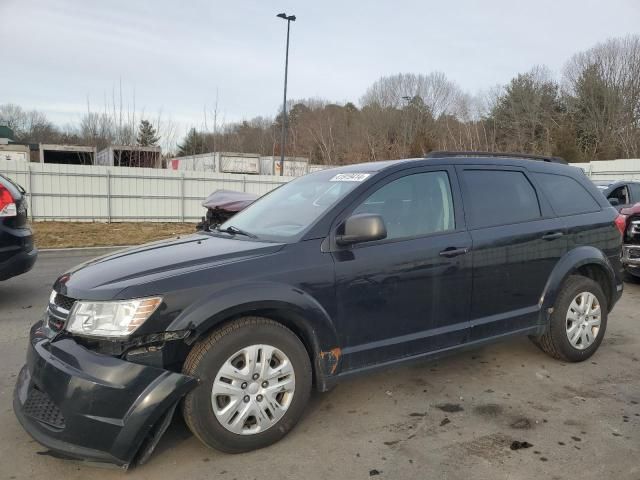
[13,322,197,468]
[0,246,37,281]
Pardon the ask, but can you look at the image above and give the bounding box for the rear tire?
[182,317,312,453]
[531,275,607,362]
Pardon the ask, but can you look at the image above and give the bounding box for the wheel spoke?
[215,398,242,425]
[567,322,580,339]
[264,358,295,382]
[587,317,601,328]
[584,328,594,346]
[582,327,592,346]
[265,374,295,395]
[212,380,243,397]
[263,392,287,421]
[569,299,582,316]
[244,345,261,377]
[566,308,580,322]
[229,402,253,430]
[588,305,601,318]
[218,361,251,383]
[258,345,276,379]
[255,399,274,425]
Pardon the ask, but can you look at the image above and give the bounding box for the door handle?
[439,247,469,258]
[542,231,564,241]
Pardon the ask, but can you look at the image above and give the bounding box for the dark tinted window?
[534,173,601,216]
[628,183,640,203]
[462,170,540,228]
[353,171,455,240]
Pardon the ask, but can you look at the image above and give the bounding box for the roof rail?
[425,151,568,164]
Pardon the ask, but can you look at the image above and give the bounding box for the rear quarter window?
[533,173,601,216]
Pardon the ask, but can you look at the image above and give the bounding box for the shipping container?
[0,145,30,163]
[168,153,218,172]
[259,156,309,176]
[219,153,260,174]
[96,145,162,168]
[168,152,260,174]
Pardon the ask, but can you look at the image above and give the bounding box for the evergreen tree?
[177,128,207,156]
[136,119,159,146]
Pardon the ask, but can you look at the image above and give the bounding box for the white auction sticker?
[330,173,371,182]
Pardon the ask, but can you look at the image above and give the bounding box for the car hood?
[54,233,285,300]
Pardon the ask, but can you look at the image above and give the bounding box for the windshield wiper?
[214,225,258,239]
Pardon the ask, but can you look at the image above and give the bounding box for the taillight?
[614,214,627,236]
[0,184,17,218]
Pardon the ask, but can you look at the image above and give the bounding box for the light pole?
[276,12,296,176]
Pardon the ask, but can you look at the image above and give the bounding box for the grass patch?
[32,222,196,249]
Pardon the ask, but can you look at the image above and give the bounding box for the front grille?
[23,387,65,429]
[47,292,76,333]
[53,293,76,311]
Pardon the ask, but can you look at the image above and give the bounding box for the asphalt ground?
[1,251,639,479]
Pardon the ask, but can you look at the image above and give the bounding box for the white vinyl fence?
[2,158,640,223]
[0,159,293,222]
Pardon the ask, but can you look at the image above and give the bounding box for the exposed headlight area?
[66,297,162,338]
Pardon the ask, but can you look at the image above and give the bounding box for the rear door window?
[460,170,541,228]
[533,173,601,216]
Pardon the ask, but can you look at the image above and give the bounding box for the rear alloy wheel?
[182,317,311,453]
[531,275,608,362]
[565,292,601,350]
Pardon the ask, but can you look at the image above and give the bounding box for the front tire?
[182,317,312,453]
[532,275,608,362]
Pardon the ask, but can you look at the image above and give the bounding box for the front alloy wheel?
[182,317,312,453]
[212,344,296,435]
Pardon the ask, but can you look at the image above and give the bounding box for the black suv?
[0,173,37,281]
[14,152,624,469]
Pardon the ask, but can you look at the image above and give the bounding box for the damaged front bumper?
[13,322,197,469]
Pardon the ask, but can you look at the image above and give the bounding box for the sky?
[2,0,640,141]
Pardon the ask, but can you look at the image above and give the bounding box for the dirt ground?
[32,222,195,249]
[0,251,639,479]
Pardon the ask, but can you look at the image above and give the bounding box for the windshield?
[218,170,371,242]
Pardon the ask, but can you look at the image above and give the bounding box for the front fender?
[166,282,341,389]
[539,246,616,326]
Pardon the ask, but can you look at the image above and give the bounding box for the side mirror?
[336,213,387,246]
[609,198,620,206]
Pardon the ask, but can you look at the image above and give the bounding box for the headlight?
[66,297,162,337]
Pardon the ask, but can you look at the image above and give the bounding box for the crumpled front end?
[13,322,197,469]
